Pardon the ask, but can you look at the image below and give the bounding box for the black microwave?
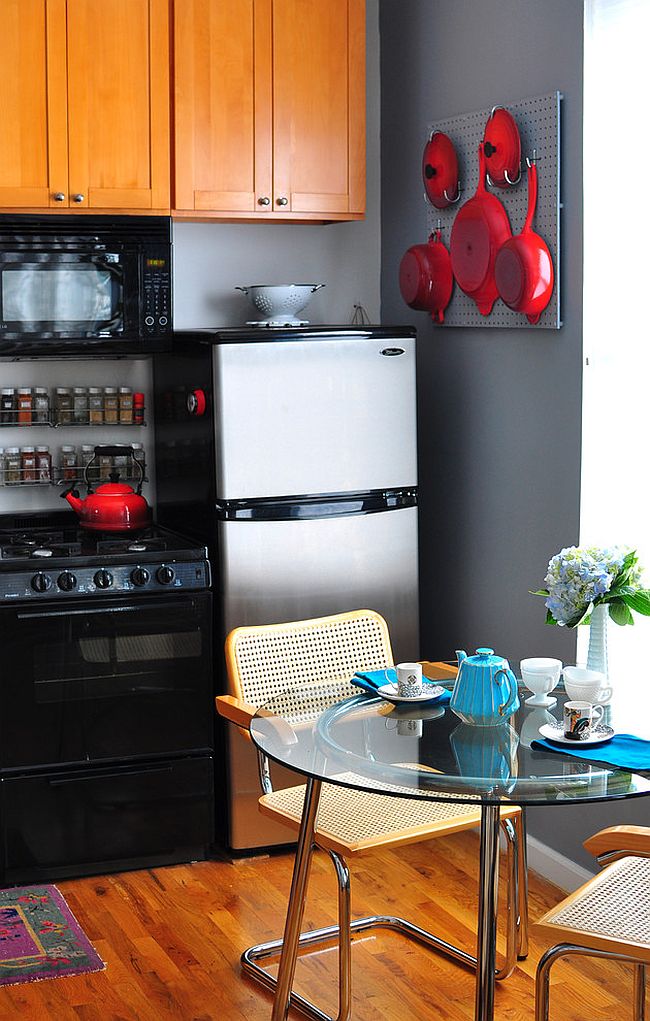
[0,215,172,356]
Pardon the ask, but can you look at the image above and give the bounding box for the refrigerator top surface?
[173,325,417,344]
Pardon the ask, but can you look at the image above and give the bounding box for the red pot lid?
[482,107,521,188]
[94,481,136,496]
[422,132,460,208]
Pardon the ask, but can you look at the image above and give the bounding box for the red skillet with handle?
[494,159,554,324]
[450,144,512,316]
[399,228,453,323]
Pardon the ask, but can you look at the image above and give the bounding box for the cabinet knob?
[72,193,85,203]
[53,192,66,202]
[276,196,288,206]
[257,196,271,206]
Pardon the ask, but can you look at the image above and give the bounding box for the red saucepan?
[399,229,453,323]
[422,132,460,209]
[482,107,521,188]
[494,160,554,324]
[450,145,512,316]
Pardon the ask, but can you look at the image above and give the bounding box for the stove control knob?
[31,572,52,593]
[57,571,77,592]
[156,565,175,585]
[94,569,113,589]
[131,567,150,587]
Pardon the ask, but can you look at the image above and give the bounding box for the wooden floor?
[0,831,632,1021]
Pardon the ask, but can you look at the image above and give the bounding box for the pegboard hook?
[526,148,539,168]
[443,183,461,204]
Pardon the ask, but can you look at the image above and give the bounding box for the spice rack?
[0,385,145,428]
[0,446,147,488]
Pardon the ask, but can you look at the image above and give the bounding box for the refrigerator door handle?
[215,488,418,522]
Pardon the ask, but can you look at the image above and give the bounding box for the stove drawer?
[0,756,214,883]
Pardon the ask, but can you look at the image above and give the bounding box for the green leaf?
[609,600,634,626]
[545,609,558,626]
[530,589,550,597]
[622,590,650,616]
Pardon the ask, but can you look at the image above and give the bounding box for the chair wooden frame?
[535,825,650,1021]
[217,610,528,1021]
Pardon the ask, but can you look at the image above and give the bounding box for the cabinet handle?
[276,196,288,206]
[53,192,66,202]
[257,196,271,206]
[72,193,85,203]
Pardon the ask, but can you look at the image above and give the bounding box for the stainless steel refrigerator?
[155,326,419,850]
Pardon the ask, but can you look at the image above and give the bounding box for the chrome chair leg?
[634,964,646,1021]
[515,807,529,959]
[495,816,518,981]
[329,850,352,1021]
[536,943,648,1021]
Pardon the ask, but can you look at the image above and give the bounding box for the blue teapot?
[450,647,520,727]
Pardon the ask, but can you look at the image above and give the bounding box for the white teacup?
[563,666,613,705]
[395,662,423,698]
[520,657,562,707]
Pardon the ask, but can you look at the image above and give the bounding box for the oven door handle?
[48,764,174,786]
[17,600,199,620]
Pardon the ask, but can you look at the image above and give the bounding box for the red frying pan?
[399,229,453,323]
[422,132,460,209]
[494,160,554,324]
[450,145,512,316]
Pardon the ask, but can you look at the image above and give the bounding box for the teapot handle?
[494,667,518,718]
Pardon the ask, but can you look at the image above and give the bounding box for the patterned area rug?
[0,885,105,986]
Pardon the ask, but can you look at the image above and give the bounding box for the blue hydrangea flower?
[543,545,637,625]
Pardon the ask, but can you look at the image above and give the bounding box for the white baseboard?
[526,834,595,892]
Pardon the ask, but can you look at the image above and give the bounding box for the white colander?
[235,283,325,325]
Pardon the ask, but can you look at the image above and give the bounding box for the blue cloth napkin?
[531,734,650,771]
[351,668,452,704]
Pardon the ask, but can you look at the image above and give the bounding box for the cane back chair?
[535,825,650,1021]
[216,609,528,1021]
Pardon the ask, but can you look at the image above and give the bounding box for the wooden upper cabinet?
[0,0,169,213]
[66,0,170,210]
[173,0,365,221]
[0,0,68,208]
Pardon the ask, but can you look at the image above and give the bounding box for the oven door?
[0,592,212,769]
[0,249,140,340]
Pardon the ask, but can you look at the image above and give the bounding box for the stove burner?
[32,548,54,558]
[128,542,148,552]
[97,537,167,555]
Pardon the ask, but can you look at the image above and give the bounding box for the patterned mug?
[563,700,604,741]
[396,662,423,698]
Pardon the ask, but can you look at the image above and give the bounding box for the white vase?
[586,603,609,679]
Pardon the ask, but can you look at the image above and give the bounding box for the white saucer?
[525,694,557,708]
[377,682,446,706]
[538,722,615,747]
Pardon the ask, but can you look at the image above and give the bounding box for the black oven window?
[3,267,116,323]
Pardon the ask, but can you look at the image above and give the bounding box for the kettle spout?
[455,650,468,666]
[64,491,84,515]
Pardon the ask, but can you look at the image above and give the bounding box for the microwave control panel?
[142,250,172,335]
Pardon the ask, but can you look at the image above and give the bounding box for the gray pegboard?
[425,91,561,329]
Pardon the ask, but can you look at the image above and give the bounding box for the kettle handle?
[85,445,144,494]
[494,667,518,718]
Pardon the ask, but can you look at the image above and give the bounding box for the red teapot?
[63,445,151,532]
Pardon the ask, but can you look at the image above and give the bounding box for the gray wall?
[173,3,381,329]
[378,0,621,868]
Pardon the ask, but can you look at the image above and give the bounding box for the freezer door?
[213,335,417,500]
[219,505,419,850]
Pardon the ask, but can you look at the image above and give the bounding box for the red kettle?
[63,445,151,532]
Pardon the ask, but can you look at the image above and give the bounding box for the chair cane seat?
[536,856,650,963]
[260,776,519,856]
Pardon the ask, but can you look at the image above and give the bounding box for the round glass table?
[250,675,650,1021]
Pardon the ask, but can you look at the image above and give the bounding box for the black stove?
[0,515,209,601]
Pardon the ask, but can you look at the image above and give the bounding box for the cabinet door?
[0,0,69,209]
[66,0,170,210]
[173,0,272,213]
[272,0,365,216]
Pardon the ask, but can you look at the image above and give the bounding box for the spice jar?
[119,387,133,425]
[0,388,16,425]
[103,387,119,424]
[133,392,145,426]
[4,447,21,485]
[35,445,52,484]
[33,388,50,424]
[88,388,104,425]
[20,446,37,483]
[113,449,129,479]
[99,453,113,481]
[55,387,73,426]
[17,388,33,426]
[0,448,4,486]
[73,387,88,425]
[60,444,77,482]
